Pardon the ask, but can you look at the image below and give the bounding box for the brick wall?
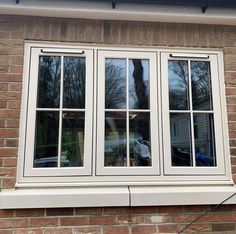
[0,15,236,233]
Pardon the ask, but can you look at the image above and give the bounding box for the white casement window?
[18,43,230,184]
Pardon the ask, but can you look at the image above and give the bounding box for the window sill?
[0,185,236,209]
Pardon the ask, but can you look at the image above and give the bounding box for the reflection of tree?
[105,60,126,109]
[63,57,85,108]
[38,56,61,108]
[169,61,211,110]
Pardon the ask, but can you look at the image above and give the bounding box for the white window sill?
[0,185,236,209]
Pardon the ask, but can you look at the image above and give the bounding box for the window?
[18,43,230,185]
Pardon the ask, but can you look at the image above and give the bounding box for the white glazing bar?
[36,108,60,111]
[57,56,64,168]
[169,110,214,114]
[105,109,150,112]
[188,60,196,167]
[126,58,130,168]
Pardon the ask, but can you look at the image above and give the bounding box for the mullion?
[126,58,130,168]
[57,55,64,168]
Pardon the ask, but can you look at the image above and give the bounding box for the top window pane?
[191,61,213,110]
[63,57,86,109]
[105,59,126,109]
[37,56,61,108]
[129,59,150,109]
[168,60,189,110]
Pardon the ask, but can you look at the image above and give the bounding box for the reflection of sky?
[129,59,149,109]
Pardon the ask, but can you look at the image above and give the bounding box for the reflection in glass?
[105,59,126,109]
[105,112,127,166]
[129,59,149,109]
[191,61,212,110]
[34,112,59,167]
[37,56,61,108]
[129,112,151,166]
[170,113,192,166]
[63,57,86,109]
[168,60,189,110]
[194,114,216,166]
[61,112,85,167]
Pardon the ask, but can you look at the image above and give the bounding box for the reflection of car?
[133,139,151,166]
[34,156,69,167]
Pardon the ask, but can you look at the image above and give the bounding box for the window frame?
[17,42,232,186]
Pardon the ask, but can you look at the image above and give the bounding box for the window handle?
[169,53,209,59]
[41,48,85,54]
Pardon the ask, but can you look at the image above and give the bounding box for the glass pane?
[61,112,85,167]
[168,60,189,110]
[37,56,61,108]
[105,59,126,109]
[129,112,151,166]
[191,61,212,110]
[129,59,149,109]
[105,112,127,166]
[170,113,192,166]
[194,114,216,167]
[63,57,86,109]
[34,112,59,168]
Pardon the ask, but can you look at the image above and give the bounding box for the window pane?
[34,112,59,167]
[61,112,85,167]
[129,59,149,109]
[194,114,216,167]
[105,112,127,166]
[129,112,151,166]
[170,113,192,166]
[37,56,61,108]
[191,61,212,110]
[168,60,189,110]
[105,59,126,109]
[63,57,86,109]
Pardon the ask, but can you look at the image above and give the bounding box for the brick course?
[0,14,236,233]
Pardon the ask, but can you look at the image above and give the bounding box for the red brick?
[131,207,158,214]
[10,32,24,39]
[0,101,7,108]
[0,32,10,39]
[7,100,21,109]
[74,226,101,234]
[131,225,157,234]
[14,230,43,234]
[30,218,58,227]
[89,216,116,225]
[0,83,7,91]
[0,230,13,234]
[103,226,129,234]
[186,224,210,232]
[15,209,45,217]
[75,208,102,216]
[9,66,23,74]
[0,65,9,73]
[46,208,74,216]
[172,214,197,223]
[0,148,17,157]
[9,56,23,65]
[0,138,4,146]
[183,205,209,213]
[158,225,176,233]
[60,217,88,226]
[4,139,18,147]
[8,83,22,91]
[117,215,144,224]
[5,119,19,128]
[199,213,236,222]
[0,118,5,127]
[103,207,129,215]
[43,229,73,234]
[0,167,16,177]
[158,206,183,213]
[0,74,22,82]
[0,129,18,138]
[0,109,20,118]
[229,131,236,138]
[0,219,28,229]
[226,87,236,96]
[145,215,172,223]
[2,178,16,189]
[0,210,14,218]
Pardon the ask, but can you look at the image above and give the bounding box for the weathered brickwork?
[0,14,236,233]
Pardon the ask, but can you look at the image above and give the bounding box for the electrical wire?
[178,192,236,234]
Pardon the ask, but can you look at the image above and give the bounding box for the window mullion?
[188,60,196,167]
[57,55,64,168]
[126,58,130,168]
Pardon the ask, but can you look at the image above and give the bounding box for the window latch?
[169,53,209,59]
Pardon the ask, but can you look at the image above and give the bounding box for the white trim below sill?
[0,185,236,209]
[0,0,236,26]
